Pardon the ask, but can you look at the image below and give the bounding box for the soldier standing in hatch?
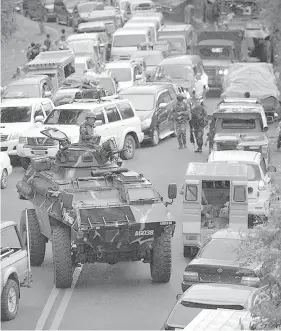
[79,113,98,145]
[170,94,191,149]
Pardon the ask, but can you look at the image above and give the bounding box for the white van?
[111,27,151,59]
[130,12,164,30]
[124,21,157,42]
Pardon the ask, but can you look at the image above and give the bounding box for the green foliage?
[1,0,18,41]
[239,197,281,330]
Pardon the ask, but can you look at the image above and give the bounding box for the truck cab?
[181,162,249,255]
[25,50,75,91]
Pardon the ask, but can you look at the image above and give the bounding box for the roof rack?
[74,95,122,103]
[221,97,262,104]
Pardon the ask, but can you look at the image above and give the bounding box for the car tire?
[1,169,8,189]
[150,234,172,283]
[1,279,20,321]
[20,209,46,266]
[151,127,160,146]
[52,226,73,289]
[20,157,30,170]
[120,134,136,160]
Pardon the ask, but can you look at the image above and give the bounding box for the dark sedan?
[181,230,261,292]
[162,283,258,330]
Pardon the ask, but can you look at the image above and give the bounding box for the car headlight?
[218,69,228,75]
[19,137,28,144]
[141,118,152,130]
[9,132,20,140]
[224,69,228,75]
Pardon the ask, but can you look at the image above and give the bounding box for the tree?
[1,0,17,41]
[238,195,281,330]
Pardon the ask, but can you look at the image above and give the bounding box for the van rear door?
[230,180,248,230]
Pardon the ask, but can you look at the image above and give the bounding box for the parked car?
[119,83,177,145]
[0,98,54,166]
[17,98,144,163]
[72,1,105,30]
[42,0,56,22]
[162,283,258,330]
[54,0,77,26]
[2,76,54,100]
[1,221,32,321]
[0,152,13,189]
[208,151,276,221]
[181,230,261,292]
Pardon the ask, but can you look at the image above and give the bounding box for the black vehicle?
[162,283,257,330]
[119,84,177,146]
[54,0,77,26]
[181,230,261,292]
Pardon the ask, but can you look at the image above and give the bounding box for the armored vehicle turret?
[17,129,177,288]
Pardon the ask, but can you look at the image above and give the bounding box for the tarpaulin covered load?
[222,62,280,99]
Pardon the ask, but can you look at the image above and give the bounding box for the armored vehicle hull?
[17,129,176,288]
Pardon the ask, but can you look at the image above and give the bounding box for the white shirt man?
[193,74,205,102]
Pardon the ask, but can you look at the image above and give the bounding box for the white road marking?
[34,286,60,330]
[49,266,83,330]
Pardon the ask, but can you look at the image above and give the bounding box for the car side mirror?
[158,102,167,109]
[95,120,103,127]
[168,183,177,200]
[268,165,277,173]
[34,115,44,123]
[176,293,182,301]
[44,91,52,98]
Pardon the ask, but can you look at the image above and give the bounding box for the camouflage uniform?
[171,101,190,148]
[190,104,208,152]
[79,122,100,147]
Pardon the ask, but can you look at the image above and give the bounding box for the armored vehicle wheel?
[52,226,73,289]
[150,234,172,283]
[1,279,20,321]
[20,157,30,170]
[120,134,136,160]
[20,209,46,266]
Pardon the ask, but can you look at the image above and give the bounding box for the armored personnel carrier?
[17,128,177,288]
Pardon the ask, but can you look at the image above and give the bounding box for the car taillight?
[240,276,260,287]
[258,180,268,191]
[183,271,199,282]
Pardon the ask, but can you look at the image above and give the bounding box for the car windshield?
[134,53,164,66]
[159,36,185,52]
[199,238,240,261]
[113,34,147,47]
[221,118,257,129]
[44,108,92,125]
[199,46,232,59]
[159,64,193,80]
[3,84,40,98]
[78,3,103,13]
[127,187,158,201]
[0,106,32,123]
[180,301,244,310]
[107,68,132,82]
[120,93,155,111]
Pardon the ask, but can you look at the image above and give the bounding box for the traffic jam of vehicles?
[1,0,281,329]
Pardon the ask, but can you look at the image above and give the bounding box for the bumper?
[1,140,18,156]
[17,144,59,158]
[137,132,144,144]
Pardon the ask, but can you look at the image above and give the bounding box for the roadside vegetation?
[1,0,18,42]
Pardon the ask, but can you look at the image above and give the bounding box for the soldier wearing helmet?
[169,94,191,149]
[79,112,98,144]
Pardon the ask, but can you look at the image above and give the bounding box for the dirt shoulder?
[1,14,59,86]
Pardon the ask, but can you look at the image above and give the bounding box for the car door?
[156,90,174,135]
[116,101,137,135]
[1,225,28,285]
[99,105,122,147]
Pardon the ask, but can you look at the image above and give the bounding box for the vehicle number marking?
[160,221,173,225]
[135,230,154,236]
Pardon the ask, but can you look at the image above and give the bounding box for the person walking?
[193,73,205,105]
[44,34,52,50]
[190,100,208,153]
[170,94,191,149]
[61,29,67,41]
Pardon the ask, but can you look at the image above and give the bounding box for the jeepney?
[158,24,196,56]
[24,50,75,90]
[181,162,249,254]
[211,97,270,165]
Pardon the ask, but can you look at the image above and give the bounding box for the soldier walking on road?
[170,94,191,149]
[190,100,208,153]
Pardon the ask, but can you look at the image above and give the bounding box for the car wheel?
[1,169,8,189]
[1,279,20,321]
[120,134,136,160]
[151,127,160,146]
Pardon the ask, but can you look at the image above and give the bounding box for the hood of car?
[0,123,32,135]
[189,257,240,268]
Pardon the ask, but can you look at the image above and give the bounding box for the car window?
[117,103,134,119]
[157,91,172,106]
[42,82,51,92]
[1,226,21,250]
[41,101,53,116]
[233,186,246,202]
[95,110,105,124]
[34,105,44,117]
[133,66,142,80]
[168,86,177,99]
[105,106,121,123]
[260,158,267,176]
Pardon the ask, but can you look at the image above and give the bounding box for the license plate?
[33,150,45,155]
